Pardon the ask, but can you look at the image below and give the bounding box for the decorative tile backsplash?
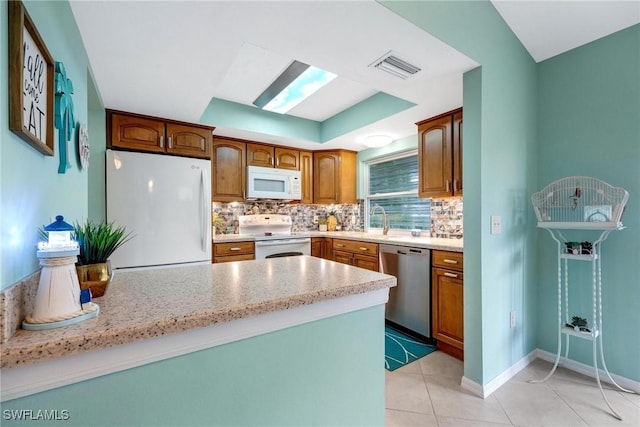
[213,197,464,239]
[430,197,463,239]
[212,201,365,233]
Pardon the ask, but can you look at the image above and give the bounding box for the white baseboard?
[461,348,639,399]
[461,349,538,398]
[536,348,640,393]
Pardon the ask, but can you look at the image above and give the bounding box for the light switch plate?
[491,215,501,235]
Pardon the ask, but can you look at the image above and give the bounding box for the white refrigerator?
[106,150,211,269]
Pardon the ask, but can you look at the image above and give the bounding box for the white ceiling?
[69,0,639,152]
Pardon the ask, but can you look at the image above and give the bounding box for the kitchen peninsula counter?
[215,231,463,252]
[1,256,395,403]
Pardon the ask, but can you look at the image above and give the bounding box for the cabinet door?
[432,267,464,351]
[314,152,340,204]
[111,113,165,153]
[311,238,323,258]
[353,254,379,272]
[247,143,274,168]
[166,123,211,159]
[323,237,333,260]
[418,115,453,198]
[452,110,463,196]
[300,150,313,204]
[333,249,352,266]
[212,138,246,202]
[275,147,299,170]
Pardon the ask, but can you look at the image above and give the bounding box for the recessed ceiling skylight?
[253,60,337,114]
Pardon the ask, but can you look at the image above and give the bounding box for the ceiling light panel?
[254,60,337,114]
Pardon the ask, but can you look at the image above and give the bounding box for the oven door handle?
[254,238,311,247]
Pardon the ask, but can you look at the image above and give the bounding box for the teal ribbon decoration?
[54,62,75,174]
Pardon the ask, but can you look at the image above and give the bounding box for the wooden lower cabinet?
[213,241,254,263]
[332,239,379,272]
[431,250,464,360]
[311,237,333,260]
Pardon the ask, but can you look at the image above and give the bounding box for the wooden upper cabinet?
[212,137,246,202]
[110,114,165,154]
[275,147,299,170]
[247,143,300,170]
[417,108,462,198]
[452,110,463,196]
[313,150,356,204]
[247,143,274,168]
[299,150,313,203]
[166,123,211,158]
[108,110,213,159]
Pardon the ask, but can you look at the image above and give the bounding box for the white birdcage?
[531,176,629,230]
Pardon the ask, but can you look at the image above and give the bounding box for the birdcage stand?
[530,177,635,420]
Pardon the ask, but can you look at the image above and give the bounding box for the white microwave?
[246,165,302,200]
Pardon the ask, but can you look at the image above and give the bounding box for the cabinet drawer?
[214,254,254,263]
[214,241,254,257]
[333,239,378,256]
[432,250,463,271]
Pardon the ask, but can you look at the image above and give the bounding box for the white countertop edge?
[214,232,463,252]
[1,288,389,402]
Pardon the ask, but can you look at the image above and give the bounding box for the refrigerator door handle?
[200,168,208,252]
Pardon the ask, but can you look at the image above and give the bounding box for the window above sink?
[364,150,431,234]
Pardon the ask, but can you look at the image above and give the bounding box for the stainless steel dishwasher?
[380,244,431,339]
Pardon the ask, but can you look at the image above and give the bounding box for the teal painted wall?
[2,305,386,427]
[379,0,539,385]
[200,94,414,145]
[87,72,106,222]
[537,25,640,381]
[321,93,415,142]
[201,97,322,143]
[0,0,92,289]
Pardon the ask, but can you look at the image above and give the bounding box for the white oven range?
[237,214,310,259]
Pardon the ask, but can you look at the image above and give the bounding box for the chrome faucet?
[369,204,389,235]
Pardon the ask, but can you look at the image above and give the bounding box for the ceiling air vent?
[369,51,421,80]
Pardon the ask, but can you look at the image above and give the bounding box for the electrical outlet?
[491,215,501,235]
[510,311,516,328]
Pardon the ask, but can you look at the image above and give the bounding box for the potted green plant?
[318,218,328,232]
[74,219,133,297]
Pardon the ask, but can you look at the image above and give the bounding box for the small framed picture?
[8,0,55,156]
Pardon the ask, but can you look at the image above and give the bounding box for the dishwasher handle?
[380,244,430,257]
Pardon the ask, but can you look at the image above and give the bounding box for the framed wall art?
[8,0,55,156]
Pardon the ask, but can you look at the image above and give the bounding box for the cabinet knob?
[159,136,164,148]
[445,180,451,192]
[444,272,458,278]
[443,259,458,264]
[230,247,241,251]
[336,244,344,247]
[168,136,173,149]
[359,247,368,251]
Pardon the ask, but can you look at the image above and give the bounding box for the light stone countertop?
[215,231,463,252]
[1,256,395,369]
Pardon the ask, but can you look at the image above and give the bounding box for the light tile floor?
[386,352,640,427]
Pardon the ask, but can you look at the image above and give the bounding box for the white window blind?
[366,151,430,231]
